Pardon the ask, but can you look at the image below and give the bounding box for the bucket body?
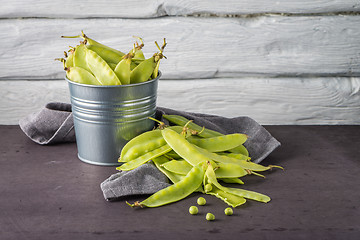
[66,74,159,166]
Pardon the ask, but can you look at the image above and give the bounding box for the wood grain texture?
[0,16,360,80]
[0,0,359,18]
[1,77,359,125]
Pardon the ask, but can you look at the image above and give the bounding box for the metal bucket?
[66,73,160,166]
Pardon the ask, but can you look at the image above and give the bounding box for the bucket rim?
[65,71,161,88]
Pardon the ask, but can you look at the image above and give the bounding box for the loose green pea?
[197,197,206,206]
[189,206,198,215]
[206,213,215,221]
[225,207,233,216]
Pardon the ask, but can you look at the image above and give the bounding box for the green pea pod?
[161,159,193,175]
[85,48,121,85]
[119,126,183,163]
[130,56,157,84]
[152,156,184,184]
[119,129,163,162]
[73,44,92,73]
[128,162,206,207]
[214,162,248,178]
[108,62,117,70]
[196,146,251,163]
[206,184,246,208]
[114,54,132,85]
[219,178,245,185]
[66,66,101,85]
[187,133,248,152]
[62,31,125,57]
[163,114,249,156]
[117,144,172,171]
[86,44,123,64]
[65,51,74,68]
[206,162,271,203]
[161,128,212,166]
[131,37,145,61]
[163,115,222,138]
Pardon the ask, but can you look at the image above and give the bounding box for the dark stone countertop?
[0,125,359,240]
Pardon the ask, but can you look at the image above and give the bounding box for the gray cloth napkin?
[19,102,75,145]
[19,102,280,201]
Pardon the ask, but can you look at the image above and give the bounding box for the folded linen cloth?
[19,102,281,200]
[19,102,75,145]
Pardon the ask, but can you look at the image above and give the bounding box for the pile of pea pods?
[58,31,166,85]
[120,115,283,208]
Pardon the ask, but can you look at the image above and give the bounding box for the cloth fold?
[19,102,75,145]
[19,102,281,201]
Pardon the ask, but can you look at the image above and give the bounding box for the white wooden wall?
[1,1,360,125]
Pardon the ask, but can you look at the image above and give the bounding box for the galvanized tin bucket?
[66,73,160,166]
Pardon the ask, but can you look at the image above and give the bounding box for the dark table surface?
[1,125,359,240]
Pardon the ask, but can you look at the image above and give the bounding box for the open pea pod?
[206,162,271,203]
[128,162,207,208]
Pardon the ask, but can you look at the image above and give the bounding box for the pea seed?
[189,206,198,215]
[204,184,212,193]
[197,197,206,206]
[206,213,215,221]
[224,207,233,216]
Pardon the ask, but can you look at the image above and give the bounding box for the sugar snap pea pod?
[163,114,250,155]
[219,178,244,185]
[119,129,163,162]
[62,31,125,57]
[114,53,133,85]
[164,150,182,160]
[128,162,206,208]
[108,62,117,70]
[119,126,183,163]
[214,162,248,178]
[152,39,166,79]
[152,156,184,184]
[130,40,166,83]
[85,48,121,85]
[161,159,192,175]
[73,43,92,73]
[218,152,250,161]
[131,37,145,61]
[117,144,172,171]
[163,115,221,138]
[86,44,123,64]
[64,50,74,68]
[227,144,249,157]
[206,184,246,208]
[196,146,252,164]
[187,133,248,152]
[66,66,101,85]
[206,162,271,203]
[161,128,212,166]
[130,56,157,84]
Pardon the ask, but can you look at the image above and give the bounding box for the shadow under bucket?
[66,73,160,166]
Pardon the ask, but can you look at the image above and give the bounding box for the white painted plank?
[0,0,359,18]
[1,77,359,125]
[0,16,360,80]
